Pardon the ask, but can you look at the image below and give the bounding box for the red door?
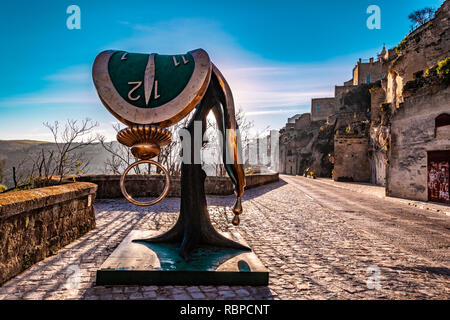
[428,151,450,204]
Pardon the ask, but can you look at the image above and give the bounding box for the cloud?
[245,109,306,116]
[43,65,91,83]
[4,18,361,113]
[0,64,97,107]
[1,17,380,139]
[109,18,358,115]
[109,18,250,64]
[0,89,98,107]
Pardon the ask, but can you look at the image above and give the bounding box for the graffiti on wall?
[428,160,450,203]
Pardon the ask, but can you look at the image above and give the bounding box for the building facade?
[277,0,450,204]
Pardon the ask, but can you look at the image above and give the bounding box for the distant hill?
[1,140,51,144]
[0,140,112,188]
[0,139,219,188]
[0,139,50,153]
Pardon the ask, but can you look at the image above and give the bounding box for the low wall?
[77,173,279,199]
[0,182,97,284]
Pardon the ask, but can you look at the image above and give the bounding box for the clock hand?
[144,54,156,106]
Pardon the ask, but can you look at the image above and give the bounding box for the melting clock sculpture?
[92,49,249,260]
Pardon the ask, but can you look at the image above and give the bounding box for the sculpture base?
[96,230,268,286]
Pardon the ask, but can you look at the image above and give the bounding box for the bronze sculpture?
[92,49,249,260]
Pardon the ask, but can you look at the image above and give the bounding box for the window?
[435,114,450,138]
[436,114,450,128]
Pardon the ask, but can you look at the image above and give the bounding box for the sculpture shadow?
[206,179,288,207]
[388,265,450,278]
[96,179,288,214]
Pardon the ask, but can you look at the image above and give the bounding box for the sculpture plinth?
[96,230,268,286]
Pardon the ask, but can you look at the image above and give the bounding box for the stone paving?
[314,177,450,216]
[0,176,449,300]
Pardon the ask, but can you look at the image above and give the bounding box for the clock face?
[107,52,195,109]
[92,49,211,127]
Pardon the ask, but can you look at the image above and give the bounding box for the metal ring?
[120,160,170,207]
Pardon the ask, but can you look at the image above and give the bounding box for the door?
[428,151,450,204]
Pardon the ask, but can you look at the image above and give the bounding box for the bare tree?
[98,123,139,175]
[14,158,37,188]
[39,118,98,184]
[408,7,435,30]
[2,119,98,192]
[157,115,192,176]
[202,108,255,176]
[99,108,254,177]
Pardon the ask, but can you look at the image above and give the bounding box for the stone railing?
[0,182,97,285]
[76,173,279,199]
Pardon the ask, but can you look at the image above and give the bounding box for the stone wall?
[387,87,450,201]
[284,156,297,175]
[370,150,386,186]
[387,1,449,108]
[279,112,333,177]
[353,60,386,85]
[370,87,386,123]
[0,182,97,284]
[311,98,335,121]
[279,124,298,174]
[382,0,449,201]
[335,85,356,104]
[77,173,279,199]
[278,0,449,191]
[369,86,388,186]
[334,136,370,182]
[295,113,311,130]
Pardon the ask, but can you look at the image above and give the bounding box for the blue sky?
[0,0,444,140]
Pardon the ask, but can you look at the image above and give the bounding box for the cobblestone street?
[1,176,449,300]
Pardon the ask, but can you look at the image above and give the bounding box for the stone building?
[352,53,388,85]
[311,98,335,121]
[279,54,388,179]
[369,85,389,186]
[382,1,450,203]
[388,86,450,203]
[266,130,280,172]
[278,0,449,204]
[279,121,299,175]
[334,135,370,182]
[331,82,378,182]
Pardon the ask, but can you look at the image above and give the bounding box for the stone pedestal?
[96,230,268,286]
